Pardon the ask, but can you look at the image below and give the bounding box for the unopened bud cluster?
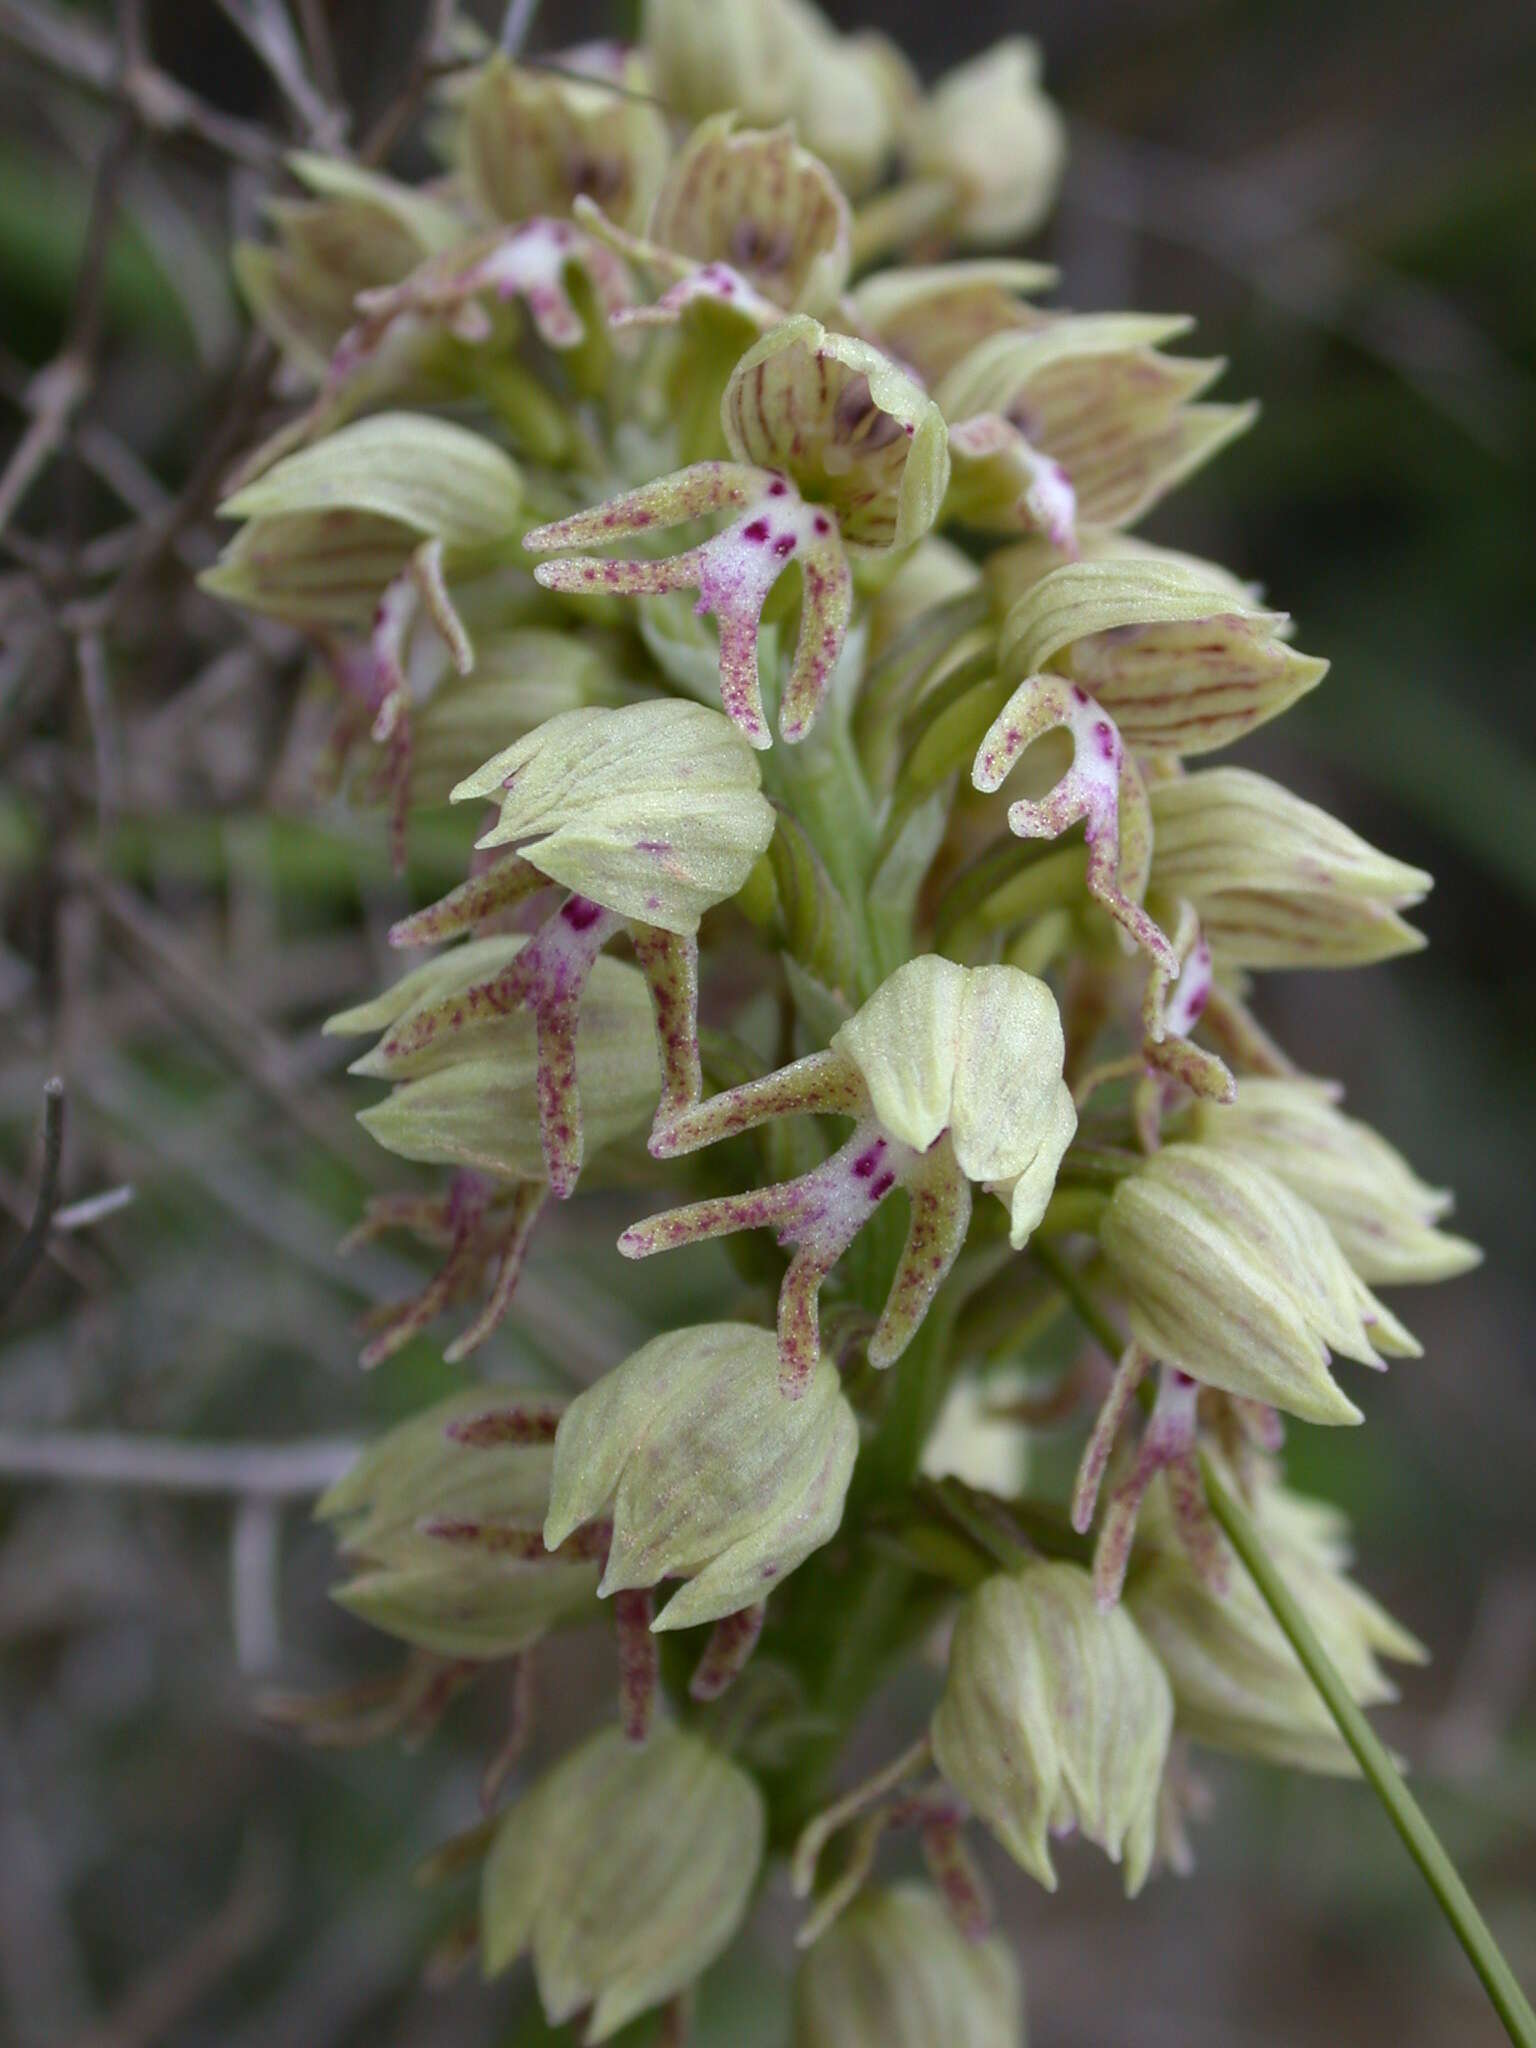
[212,5,1475,2039]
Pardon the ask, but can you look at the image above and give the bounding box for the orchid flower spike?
[525,318,949,748]
[622,956,1076,1394]
[381,700,773,1197]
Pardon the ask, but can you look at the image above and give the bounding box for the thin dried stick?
[0,1078,66,1315]
[0,1428,356,1496]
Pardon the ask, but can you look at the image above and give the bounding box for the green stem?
[1202,1458,1536,2048]
[761,698,884,999]
[1040,1246,1536,2048]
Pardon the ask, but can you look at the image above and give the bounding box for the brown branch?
[0,1077,66,1316]
[0,0,282,170]
[213,0,347,149]
[0,95,137,545]
[358,0,459,166]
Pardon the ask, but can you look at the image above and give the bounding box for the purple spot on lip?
[561,896,603,931]
[741,518,769,543]
[767,478,788,497]
[813,514,831,535]
[869,1171,897,1200]
[772,533,797,558]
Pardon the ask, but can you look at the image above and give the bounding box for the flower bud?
[452,700,774,935]
[482,1721,765,2038]
[905,38,1065,245]
[1129,1471,1425,1773]
[327,936,660,1182]
[317,1390,596,1659]
[1149,768,1430,969]
[931,1561,1172,1894]
[794,1884,1024,2048]
[203,411,523,628]
[645,114,850,317]
[235,154,460,372]
[1191,1078,1480,1287]
[1099,1144,1419,1426]
[458,49,670,232]
[642,0,896,197]
[544,1322,857,1632]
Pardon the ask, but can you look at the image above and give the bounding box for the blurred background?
[0,1,1532,2042]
